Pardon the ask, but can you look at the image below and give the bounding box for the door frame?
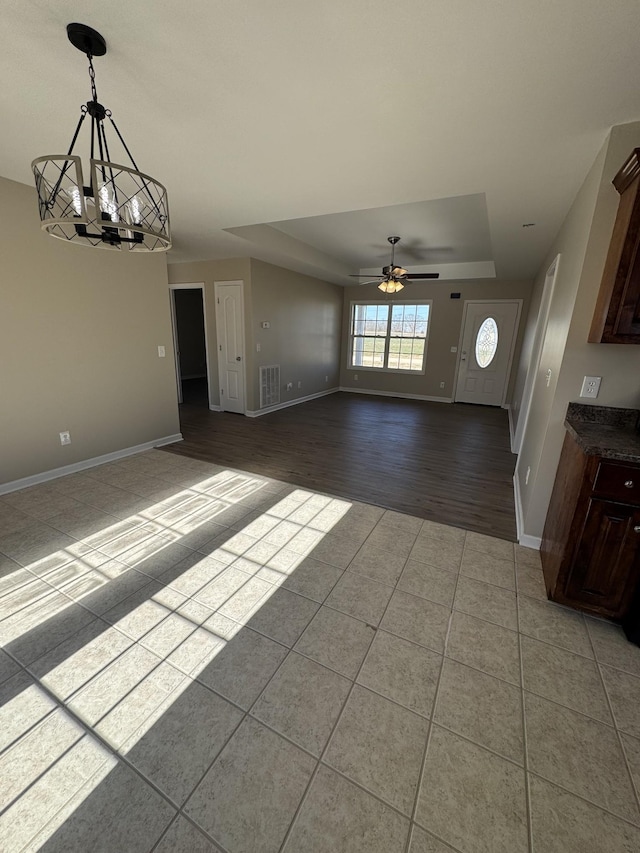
[168,282,213,408]
[513,255,561,453]
[214,279,247,415]
[453,299,523,407]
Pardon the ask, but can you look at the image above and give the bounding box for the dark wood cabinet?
[589,148,640,344]
[541,432,640,619]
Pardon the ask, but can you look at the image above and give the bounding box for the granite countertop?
[565,403,640,463]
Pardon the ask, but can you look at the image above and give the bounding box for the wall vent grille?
[260,365,280,408]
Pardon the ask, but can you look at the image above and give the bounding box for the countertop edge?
[565,420,640,464]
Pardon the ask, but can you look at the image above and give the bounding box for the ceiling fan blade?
[349,274,384,278]
[403,273,440,280]
[358,280,384,286]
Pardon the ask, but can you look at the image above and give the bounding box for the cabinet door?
[589,150,640,343]
[565,499,640,618]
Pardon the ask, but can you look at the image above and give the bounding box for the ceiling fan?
[350,236,440,293]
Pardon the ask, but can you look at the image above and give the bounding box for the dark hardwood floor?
[162,392,517,541]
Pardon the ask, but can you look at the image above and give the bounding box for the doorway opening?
[170,285,210,408]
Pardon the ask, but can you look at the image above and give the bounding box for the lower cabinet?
[564,499,640,617]
[541,433,640,620]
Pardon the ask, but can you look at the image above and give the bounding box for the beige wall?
[167,257,342,412]
[247,260,343,411]
[339,280,533,401]
[514,121,640,540]
[0,176,180,486]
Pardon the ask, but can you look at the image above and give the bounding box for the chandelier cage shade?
[31,24,171,252]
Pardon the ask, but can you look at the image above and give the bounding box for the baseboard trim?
[339,387,452,404]
[506,404,517,453]
[513,471,541,549]
[0,433,184,496]
[513,472,524,542]
[209,404,223,412]
[246,387,339,418]
[520,533,542,550]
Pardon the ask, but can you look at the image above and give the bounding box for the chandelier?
[32,23,171,252]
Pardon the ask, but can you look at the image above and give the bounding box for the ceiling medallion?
[32,23,171,252]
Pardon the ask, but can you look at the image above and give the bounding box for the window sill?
[347,366,426,376]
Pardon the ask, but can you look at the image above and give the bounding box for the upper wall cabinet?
[589,149,640,344]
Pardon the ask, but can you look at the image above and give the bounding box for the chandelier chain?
[87,54,98,104]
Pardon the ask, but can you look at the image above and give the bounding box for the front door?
[214,281,246,414]
[455,301,521,406]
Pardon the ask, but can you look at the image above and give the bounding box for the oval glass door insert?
[475,317,498,368]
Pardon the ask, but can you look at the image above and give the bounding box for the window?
[350,301,431,372]
[475,316,498,368]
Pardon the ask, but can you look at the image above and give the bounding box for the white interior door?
[455,301,521,406]
[215,281,246,414]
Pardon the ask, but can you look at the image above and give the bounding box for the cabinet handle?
[625,480,634,488]
[635,526,640,533]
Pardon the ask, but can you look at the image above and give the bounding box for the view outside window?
[350,302,430,372]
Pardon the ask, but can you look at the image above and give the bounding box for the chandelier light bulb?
[126,195,145,226]
[98,183,118,223]
[64,185,83,216]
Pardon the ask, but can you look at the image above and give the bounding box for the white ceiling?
[3,0,640,285]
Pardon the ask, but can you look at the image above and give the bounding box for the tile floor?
[0,450,640,852]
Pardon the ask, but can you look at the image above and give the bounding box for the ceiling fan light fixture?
[378,279,404,294]
[350,236,439,289]
[31,23,170,252]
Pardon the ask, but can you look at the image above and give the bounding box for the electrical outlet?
[354,374,358,380]
[59,431,71,446]
[297,381,302,389]
[580,376,601,398]
[439,381,445,389]
[325,375,329,382]
[157,345,166,358]
[256,343,261,352]
[286,382,293,391]
[450,346,457,353]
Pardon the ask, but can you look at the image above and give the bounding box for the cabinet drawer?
[593,461,640,503]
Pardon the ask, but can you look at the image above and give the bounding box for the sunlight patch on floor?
[0,468,351,851]
[0,471,267,645]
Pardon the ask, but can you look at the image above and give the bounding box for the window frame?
[348,299,433,375]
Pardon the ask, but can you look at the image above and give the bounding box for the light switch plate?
[580,375,601,398]
[157,345,166,358]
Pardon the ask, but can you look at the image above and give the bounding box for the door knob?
[625,480,634,488]
[236,356,241,362]
[634,526,640,533]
